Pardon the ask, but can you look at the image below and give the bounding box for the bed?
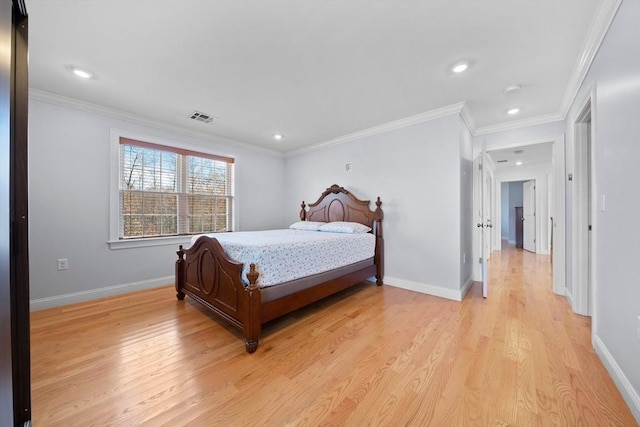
[175,184,384,353]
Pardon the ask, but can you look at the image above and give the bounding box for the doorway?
[523,180,536,253]
[486,138,566,294]
[499,180,536,253]
[572,96,594,317]
[475,136,567,299]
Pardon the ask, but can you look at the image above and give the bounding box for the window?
[118,137,234,239]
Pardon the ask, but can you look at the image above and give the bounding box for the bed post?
[243,263,261,353]
[175,245,186,300]
[374,197,384,286]
[299,201,307,221]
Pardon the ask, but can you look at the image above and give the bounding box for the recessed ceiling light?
[66,66,94,79]
[452,62,469,73]
[507,107,520,115]
[516,161,523,166]
[73,69,91,79]
[504,85,522,94]
[273,134,283,141]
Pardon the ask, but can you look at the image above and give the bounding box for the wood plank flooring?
[31,245,637,426]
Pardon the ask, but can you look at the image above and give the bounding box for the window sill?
[108,235,193,250]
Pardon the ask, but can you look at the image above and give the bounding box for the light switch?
[600,194,606,212]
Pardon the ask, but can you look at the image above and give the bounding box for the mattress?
[189,229,375,287]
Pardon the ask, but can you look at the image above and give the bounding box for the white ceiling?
[26,0,615,154]
[488,142,553,171]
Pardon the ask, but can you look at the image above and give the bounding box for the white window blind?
[119,137,234,239]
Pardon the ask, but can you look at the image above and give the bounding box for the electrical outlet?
[345,162,352,173]
[463,253,466,264]
[57,258,68,271]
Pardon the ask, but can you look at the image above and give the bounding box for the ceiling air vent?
[497,160,508,163]
[514,149,524,154]
[189,111,214,123]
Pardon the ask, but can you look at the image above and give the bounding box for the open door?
[523,180,536,253]
[474,150,491,298]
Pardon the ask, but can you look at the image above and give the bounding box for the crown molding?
[29,88,284,158]
[558,0,622,119]
[459,102,476,134]
[285,102,466,157]
[474,112,564,136]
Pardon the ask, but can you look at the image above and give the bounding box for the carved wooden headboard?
[300,184,383,233]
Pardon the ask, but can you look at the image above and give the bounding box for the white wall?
[284,113,473,300]
[459,121,474,292]
[28,98,285,309]
[564,0,640,420]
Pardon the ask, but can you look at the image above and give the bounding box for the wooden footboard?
[175,236,261,353]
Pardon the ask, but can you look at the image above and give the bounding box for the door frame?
[495,178,536,248]
[571,88,596,317]
[523,179,537,253]
[485,135,566,295]
[551,135,567,296]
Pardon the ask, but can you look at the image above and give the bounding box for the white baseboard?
[564,286,574,308]
[552,274,565,295]
[460,277,474,300]
[593,335,640,424]
[30,276,173,311]
[385,276,465,301]
[472,272,481,282]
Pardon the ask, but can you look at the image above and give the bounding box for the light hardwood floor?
[31,245,637,426]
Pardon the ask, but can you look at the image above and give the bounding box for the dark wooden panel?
[0,1,15,420]
[11,6,30,425]
[515,206,524,248]
[301,184,383,229]
[1,1,31,425]
[182,237,245,319]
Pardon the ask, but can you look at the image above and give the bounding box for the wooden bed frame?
[175,184,384,353]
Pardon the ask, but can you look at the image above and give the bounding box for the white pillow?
[318,221,371,234]
[289,221,326,231]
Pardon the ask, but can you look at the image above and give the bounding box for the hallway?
[481,244,636,425]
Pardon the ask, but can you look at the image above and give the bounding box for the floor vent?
[189,111,214,123]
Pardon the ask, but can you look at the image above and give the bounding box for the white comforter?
[189,229,375,287]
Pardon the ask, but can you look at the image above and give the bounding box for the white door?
[481,158,492,297]
[474,151,491,298]
[485,174,493,257]
[523,180,536,253]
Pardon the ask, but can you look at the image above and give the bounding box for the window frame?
[108,129,238,250]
